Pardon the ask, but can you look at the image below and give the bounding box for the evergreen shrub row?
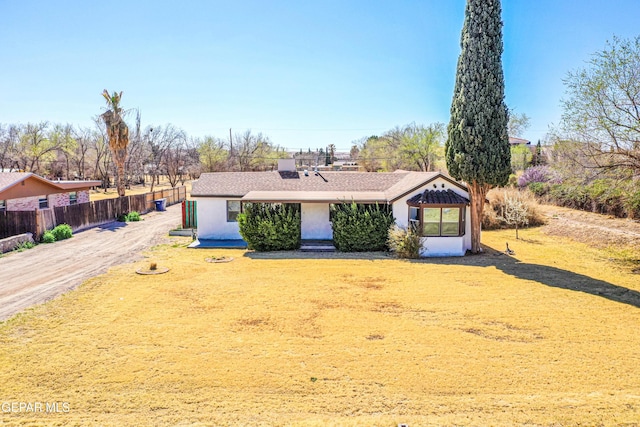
[237,203,301,251]
[330,202,394,252]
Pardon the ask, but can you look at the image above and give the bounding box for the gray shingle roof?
[191,170,468,203]
[192,171,408,196]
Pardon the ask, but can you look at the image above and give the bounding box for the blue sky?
[1,0,639,151]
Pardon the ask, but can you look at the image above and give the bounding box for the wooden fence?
[182,200,197,229]
[0,210,37,240]
[0,186,187,239]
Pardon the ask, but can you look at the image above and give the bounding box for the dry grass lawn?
[1,228,640,426]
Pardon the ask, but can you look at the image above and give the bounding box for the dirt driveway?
[0,204,182,321]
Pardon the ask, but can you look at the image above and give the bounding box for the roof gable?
[0,172,100,200]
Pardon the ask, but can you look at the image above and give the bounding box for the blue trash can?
[154,198,167,211]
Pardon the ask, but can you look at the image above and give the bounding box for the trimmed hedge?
[237,203,301,251]
[330,202,395,252]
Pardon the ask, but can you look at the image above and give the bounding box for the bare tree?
[180,137,202,182]
[72,126,94,179]
[165,129,189,187]
[92,117,113,189]
[125,110,147,186]
[561,36,640,175]
[232,130,283,171]
[0,124,20,171]
[144,124,185,191]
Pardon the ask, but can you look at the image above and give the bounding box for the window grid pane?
[227,200,241,222]
[441,207,459,236]
[419,206,464,237]
[422,208,441,236]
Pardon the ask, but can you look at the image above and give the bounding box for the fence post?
[35,209,45,238]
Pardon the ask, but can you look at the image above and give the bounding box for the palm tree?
[101,90,129,197]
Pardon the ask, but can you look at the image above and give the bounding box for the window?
[409,206,420,232]
[0,200,5,211]
[69,192,77,205]
[415,206,464,237]
[38,196,48,209]
[227,200,241,222]
[441,207,461,236]
[422,208,441,236]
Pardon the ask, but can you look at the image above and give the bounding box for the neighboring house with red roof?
[190,159,473,256]
[0,172,100,212]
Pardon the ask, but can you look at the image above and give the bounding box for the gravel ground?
[0,204,182,321]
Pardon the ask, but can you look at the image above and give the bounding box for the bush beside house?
[388,225,423,259]
[330,203,394,252]
[237,203,301,251]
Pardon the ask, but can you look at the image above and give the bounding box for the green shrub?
[15,241,36,252]
[237,203,301,251]
[548,183,590,211]
[527,182,547,197]
[330,202,395,252]
[41,231,56,243]
[624,188,640,219]
[127,211,141,221]
[118,211,142,222]
[51,224,73,241]
[543,178,640,220]
[388,225,423,259]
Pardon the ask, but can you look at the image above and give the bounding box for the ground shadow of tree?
[96,221,128,232]
[417,244,640,309]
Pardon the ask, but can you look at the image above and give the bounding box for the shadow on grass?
[415,244,640,309]
[240,242,640,308]
[243,250,392,261]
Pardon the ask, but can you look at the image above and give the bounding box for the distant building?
[0,172,100,211]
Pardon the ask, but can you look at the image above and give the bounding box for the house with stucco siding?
[190,160,473,257]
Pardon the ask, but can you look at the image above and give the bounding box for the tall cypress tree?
[446,0,511,253]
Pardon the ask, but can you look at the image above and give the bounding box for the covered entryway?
[301,203,332,240]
